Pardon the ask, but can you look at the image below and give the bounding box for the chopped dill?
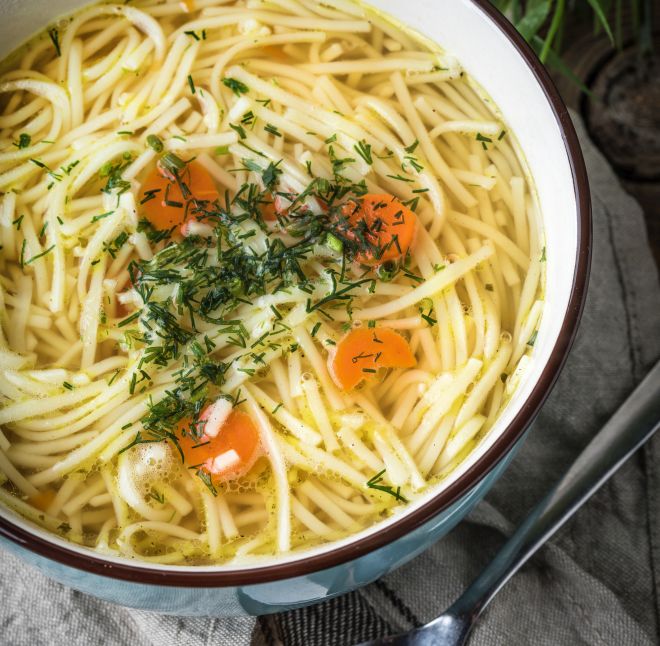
[61,160,80,175]
[196,469,217,496]
[386,173,414,183]
[404,140,419,154]
[103,231,129,258]
[91,211,114,223]
[118,310,142,328]
[354,140,373,165]
[99,160,131,195]
[147,134,164,152]
[114,164,420,494]
[24,244,55,265]
[19,240,26,269]
[148,490,165,504]
[264,123,282,137]
[402,196,420,212]
[403,155,423,173]
[48,28,61,57]
[229,123,247,139]
[420,309,437,326]
[222,77,249,96]
[14,133,31,149]
[241,111,256,127]
[30,158,62,182]
[476,132,492,150]
[366,469,408,502]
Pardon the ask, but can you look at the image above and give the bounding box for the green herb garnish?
[222,77,249,96]
[354,140,373,165]
[147,134,164,152]
[14,133,31,149]
[366,469,408,502]
[48,28,61,57]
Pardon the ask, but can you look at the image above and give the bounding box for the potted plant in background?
[492,0,659,269]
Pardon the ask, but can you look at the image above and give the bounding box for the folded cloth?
[1,112,659,646]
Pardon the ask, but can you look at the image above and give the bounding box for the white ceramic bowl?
[0,0,590,615]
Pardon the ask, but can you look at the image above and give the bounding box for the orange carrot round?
[262,199,278,222]
[342,193,417,265]
[330,326,416,391]
[141,160,219,230]
[261,192,286,222]
[178,408,260,482]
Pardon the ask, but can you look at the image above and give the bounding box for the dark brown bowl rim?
[0,0,592,587]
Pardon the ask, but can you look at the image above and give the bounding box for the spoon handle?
[447,359,660,627]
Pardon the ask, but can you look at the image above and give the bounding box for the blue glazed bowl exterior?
[0,443,518,616]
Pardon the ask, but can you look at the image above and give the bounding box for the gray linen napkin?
[1,112,659,646]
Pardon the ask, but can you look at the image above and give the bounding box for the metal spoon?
[360,359,660,646]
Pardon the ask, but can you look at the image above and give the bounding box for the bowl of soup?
[0,0,590,616]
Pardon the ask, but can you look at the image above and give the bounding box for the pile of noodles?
[0,0,543,564]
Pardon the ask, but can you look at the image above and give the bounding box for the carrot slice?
[342,193,417,265]
[262,191,295,222]
[261,192,280,222]
[262,200,278,222]
[141,160,219,230]
[178,407,261,482]
[330,327,416,391]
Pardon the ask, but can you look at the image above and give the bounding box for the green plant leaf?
[516,0,553,41]
[490,0,521,22]
[531,35,591,95]
[585,0,615,44]
[539,0,565,62]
